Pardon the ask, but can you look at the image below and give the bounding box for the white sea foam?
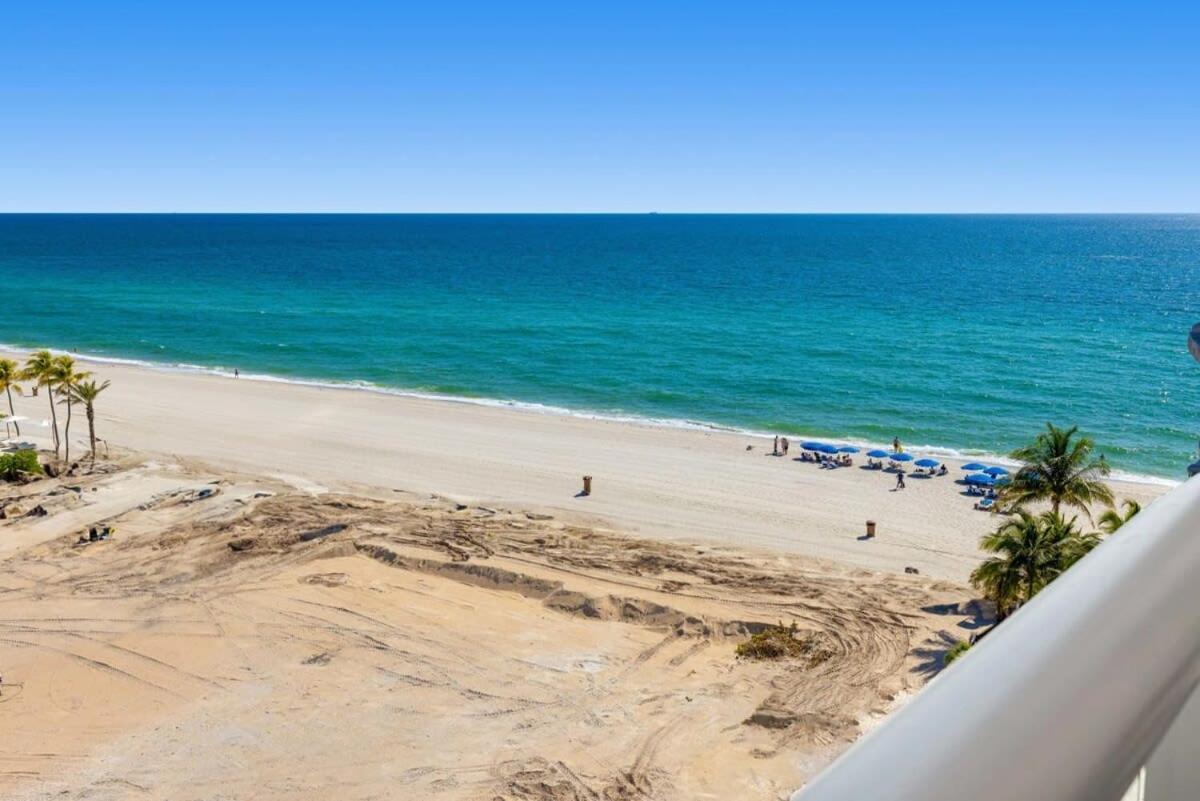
[0,342,1181,488]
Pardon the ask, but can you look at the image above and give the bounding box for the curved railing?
[793,476,1200,801]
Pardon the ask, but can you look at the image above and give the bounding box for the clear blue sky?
[3,2,1198,212]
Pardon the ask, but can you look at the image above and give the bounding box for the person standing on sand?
[773,436,780,456]
[895,470,906,490]
[234,368,239,379]
[781,437,789,456]
[892,436,902,453]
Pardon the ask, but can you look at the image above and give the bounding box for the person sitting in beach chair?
[938,464,948,476]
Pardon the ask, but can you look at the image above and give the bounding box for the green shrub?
[0,450,43,481]
[943,640,971,666]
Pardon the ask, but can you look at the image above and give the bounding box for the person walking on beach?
[773,436,780,456]
[895,470,906,490]
[234,368,239,379]
[781,437,789,456]
[892,436,902,453]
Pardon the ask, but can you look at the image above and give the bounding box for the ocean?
[1,214,1196,481]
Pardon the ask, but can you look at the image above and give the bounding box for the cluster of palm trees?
[0,350,111,464]
[970,423,1140,621]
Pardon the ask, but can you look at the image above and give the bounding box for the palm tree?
[50,355,90,464]
[65,379,110,464]
[1097,499,1141,535]
[1003,423,1114,522]
[970,509,1095,620]
[0,359,22,437]
[22,350,60,456]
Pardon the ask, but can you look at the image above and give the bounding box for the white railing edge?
[793,476,1200,801]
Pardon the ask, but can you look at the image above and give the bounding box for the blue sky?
[2,2,1198,212]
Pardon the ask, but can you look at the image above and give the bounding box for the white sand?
[1,350,1168,582]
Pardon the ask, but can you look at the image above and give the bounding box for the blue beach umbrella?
[867,449,890,458]
[961,462,986,471]
[983,466,1010,476]
[837,445,860,453]
[816,443,840,454]
[801,441,827,451]
[890,452,915,462]
[914,458,940,468]
[964,472,996,486]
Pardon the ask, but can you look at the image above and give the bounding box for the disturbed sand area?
[0,454,983,800]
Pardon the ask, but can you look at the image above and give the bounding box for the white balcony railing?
[794,476,1200,801]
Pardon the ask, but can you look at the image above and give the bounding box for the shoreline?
[2,342,1181,489]
[0,346,1170,584]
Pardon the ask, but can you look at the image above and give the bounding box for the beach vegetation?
[943,640,970,666]
[50,356,91,464]
[1097,499,1141,535]
[1003,423,1114,522]
[0,359,22,437]
[21,350,60,457]
[0,450,43,482]
[970,509,1098,621]
[736,622,834,665]
[64,379,111,464]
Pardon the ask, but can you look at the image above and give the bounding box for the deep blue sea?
[1,214,1196,480]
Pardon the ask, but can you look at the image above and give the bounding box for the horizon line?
[1,211,1198,216]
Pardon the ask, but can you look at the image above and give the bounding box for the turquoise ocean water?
[0,214,1196,481]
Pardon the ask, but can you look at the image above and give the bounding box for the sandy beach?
[0,351,1168,583]
[0,437,987,801]
[0,351,1171,800]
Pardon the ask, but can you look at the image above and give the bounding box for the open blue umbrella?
[800,441,827,451]
[983,466,1010,476]
[837,445,860,454]
[890,452,915,462]
[964,472,996,486]
[961,462,986,471]
[914,458,941,468]
[815,443,840,454]
[867,449,890,458]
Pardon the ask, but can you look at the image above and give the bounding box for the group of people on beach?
[802,451,854,468]
[772,432,951,489]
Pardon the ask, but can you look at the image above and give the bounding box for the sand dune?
[0,456,982,800]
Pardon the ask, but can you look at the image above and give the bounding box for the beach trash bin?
[866,520,876,538]
[582,475,592,496]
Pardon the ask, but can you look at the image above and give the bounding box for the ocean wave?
[0,342,1181,488]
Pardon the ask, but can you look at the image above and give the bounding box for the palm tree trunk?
[87,404,96,464]
[5,386,18,436]
[47,385,59,457]
[64,398,72,464]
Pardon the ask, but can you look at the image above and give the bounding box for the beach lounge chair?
[975,497,996,512]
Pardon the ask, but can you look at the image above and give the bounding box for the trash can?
[865,520,876,538]
[582,475,593,496]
